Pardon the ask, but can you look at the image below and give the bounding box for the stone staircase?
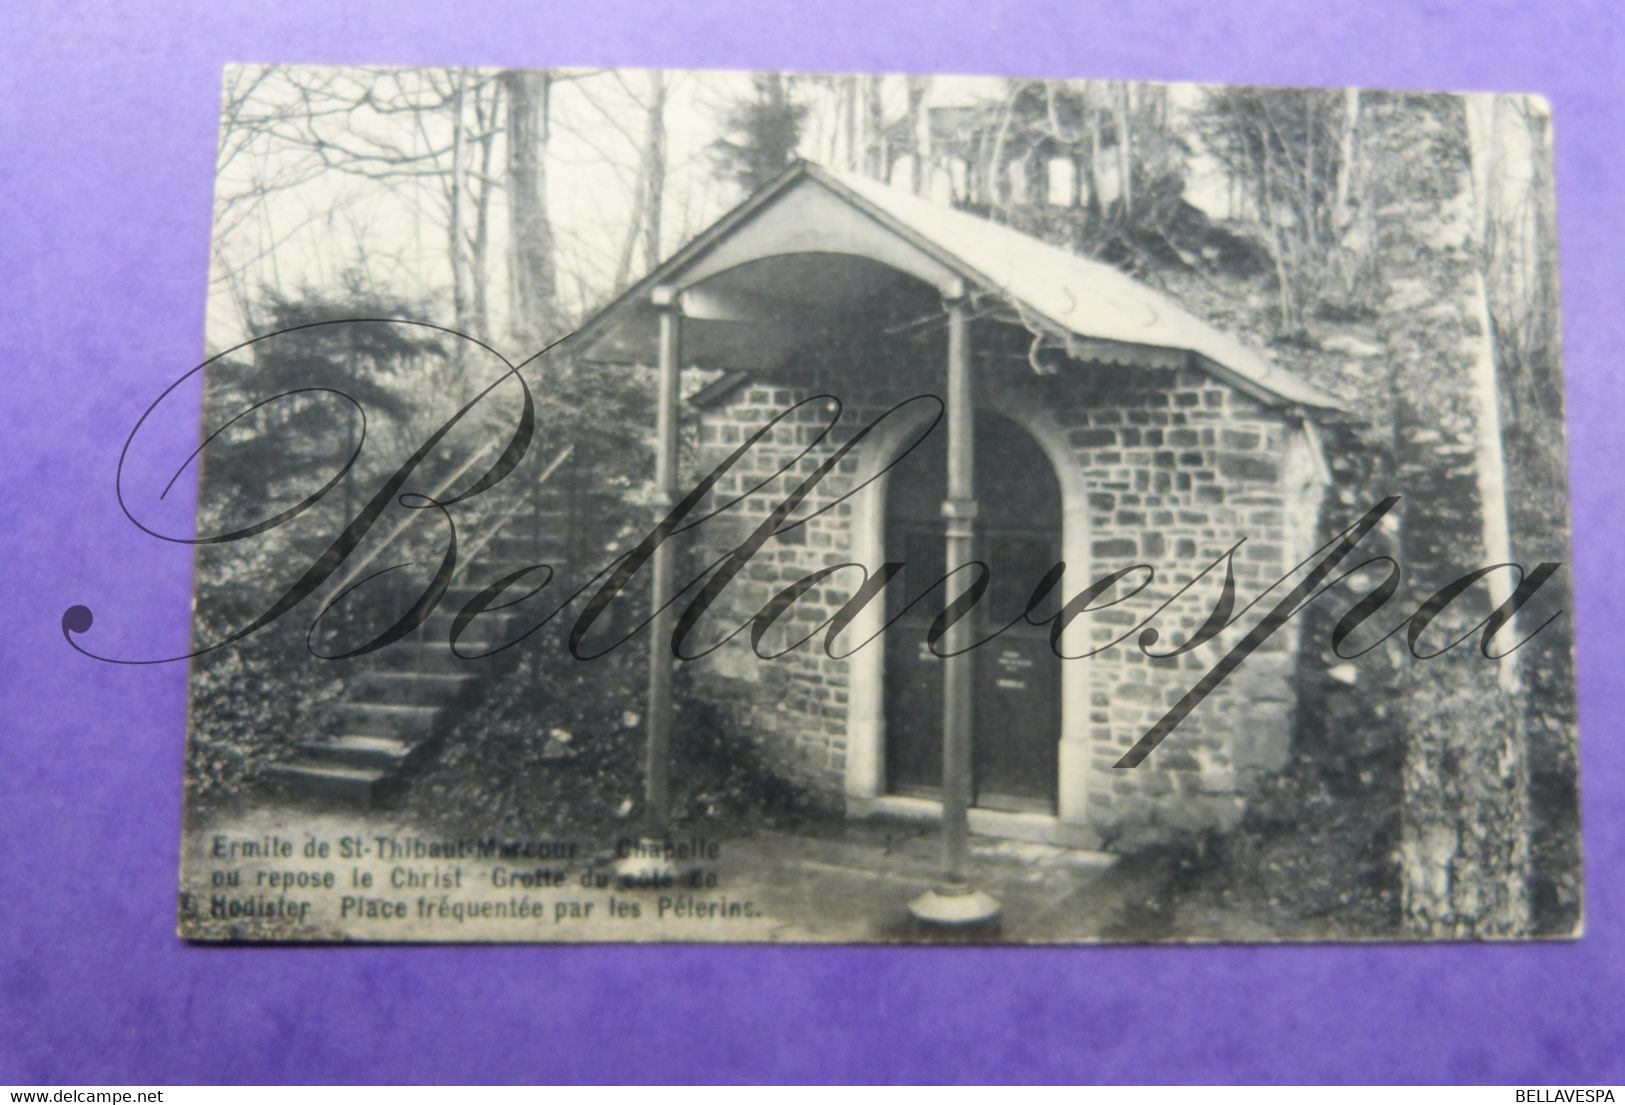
[267,448,576,806]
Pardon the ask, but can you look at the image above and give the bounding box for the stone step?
[266,760,389,804]
[486,512,569,533]
[481,535,569,560]
[372,631,500,662]
[263,529,570,804]
[326,611,500,654]
[375,640,509,674]
[496,505,570,525]
[416,593,533,641]
[351,669,480,704]
[330,701,440,737]
[450,566,570,601]
[422,607,510,635]
[300,734,418,769]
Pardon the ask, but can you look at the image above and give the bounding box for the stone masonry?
[674,321,1324,845]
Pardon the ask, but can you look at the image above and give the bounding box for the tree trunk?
[863,75,885,179]
[1256,123,1297,332]
[906,76,930,195]
[1398,651,1533,937]
[1084,83,1105,219]
[986,89,1015,211]
[1330,88,1366,300]
[1522,100,1562,398]
[1332,88,1360,233]
[1464,94,1520,691]
[468,78,500,343]
[642,72,668,271]
[1113,82,1134,219]
[446,69,468,341]
[843,76,858,172]
[613,71,668,291]
[503,69,556,349]
[1397,95,1533,939]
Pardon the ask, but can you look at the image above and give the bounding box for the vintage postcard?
[169,64,1579,942]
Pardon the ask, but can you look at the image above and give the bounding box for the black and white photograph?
[173,64,1579,943]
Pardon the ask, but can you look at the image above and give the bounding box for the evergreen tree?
[710,74,808,194]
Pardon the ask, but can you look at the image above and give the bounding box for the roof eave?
[572,160,1351,418]
[570,160,819,362]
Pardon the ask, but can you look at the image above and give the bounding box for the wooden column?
[643,291,682,841]
[909,294,1001,929]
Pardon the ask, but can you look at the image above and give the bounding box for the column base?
[907,883,1002,932]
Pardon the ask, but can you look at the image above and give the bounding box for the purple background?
[2,0,1621,1084]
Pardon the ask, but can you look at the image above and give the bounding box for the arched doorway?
[883,410,1064,814]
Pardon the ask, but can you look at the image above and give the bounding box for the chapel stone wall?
[680,333,1316,843]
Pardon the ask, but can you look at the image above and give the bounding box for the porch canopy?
[576,160,1341,920]
[573,159,1344,414]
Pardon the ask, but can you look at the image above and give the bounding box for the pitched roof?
[575,160,1345,413]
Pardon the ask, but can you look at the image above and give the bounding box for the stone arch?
[842,383,1094,843]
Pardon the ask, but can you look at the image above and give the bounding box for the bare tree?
[466,76,504,342]
[906,76,930,195]
[611,71,670,291]
[1113,82,1135,219]
[1194,86,1366,332]
[504,69,558,349]
[211,66,507,349]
